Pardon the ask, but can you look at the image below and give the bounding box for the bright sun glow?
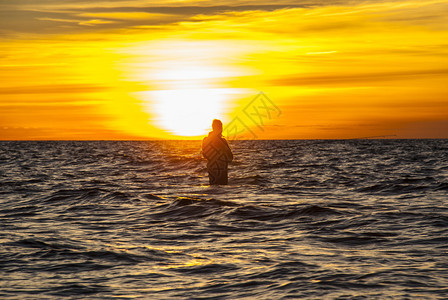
[145,88,229,136]
[130,40,250,137]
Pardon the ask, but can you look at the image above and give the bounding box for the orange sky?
[1,0,448,140]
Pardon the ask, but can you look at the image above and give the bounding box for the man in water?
[202,119,233,185]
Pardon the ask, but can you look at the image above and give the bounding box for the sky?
[1,0,448,140]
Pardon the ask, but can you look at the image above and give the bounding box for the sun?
[125,40,252,137]
[143,61,234,136]
[148,88,228,136]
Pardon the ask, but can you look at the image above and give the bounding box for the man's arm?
[223,138,233,162]
[201,137,210,160]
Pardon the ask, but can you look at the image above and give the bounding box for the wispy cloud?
[2,0,447,37]
[0,3,306,36]
[268,68,448,87]
[0,84,107,95]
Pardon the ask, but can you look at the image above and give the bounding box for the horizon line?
[1,137,447,142]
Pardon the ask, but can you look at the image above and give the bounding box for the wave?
[231,174,270,185]
[355,179,441,195]
[146,196,344,224]
[5,238,174,266]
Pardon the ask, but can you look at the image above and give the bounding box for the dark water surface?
[1,140,447,299]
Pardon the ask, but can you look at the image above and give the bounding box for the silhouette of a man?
[202,119,233,185]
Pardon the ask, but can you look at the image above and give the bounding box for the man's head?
[212,119,223,134]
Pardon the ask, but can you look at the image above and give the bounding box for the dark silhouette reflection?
[202,119,233,185]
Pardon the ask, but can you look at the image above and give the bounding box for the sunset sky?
[1,0,448,140]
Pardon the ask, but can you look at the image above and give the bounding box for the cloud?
[268,68,448,87]
[78,12,174,20]
[2,0,447,37]
[0,4,306,36]
[2,0,448,35]
[0,84,107,95]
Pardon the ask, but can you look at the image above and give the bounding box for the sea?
[1,139,447,299]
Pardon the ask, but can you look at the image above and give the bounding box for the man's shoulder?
[202,135,213,148]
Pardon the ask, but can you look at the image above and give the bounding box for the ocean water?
[1,139,447,299]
